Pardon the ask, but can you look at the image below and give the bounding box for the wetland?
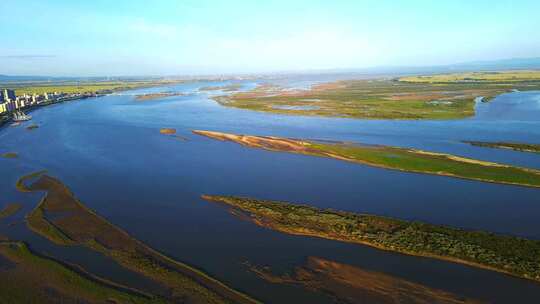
[1,76,540,303]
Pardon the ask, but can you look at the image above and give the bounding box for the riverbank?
[0,80,186,128]
[18,171,260,304]
[202,195,540,283]
[193,130,540,188]
[0,240,164,303]
[0,95,98,129]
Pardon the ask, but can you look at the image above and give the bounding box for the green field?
[0,241,164,304]
[309,141,540,187]
[203,195,540,283]
[216,72,540,119]
[400,70,540,83]
[3,80,183,95]
[193,130,540,188]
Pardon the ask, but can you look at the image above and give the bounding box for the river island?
[464,141,540,154]
[135,92,185,101]
[193,130,540,188]
[202,195,540,283]
[214,71,540,120]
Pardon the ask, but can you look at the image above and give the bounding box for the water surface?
[1,80,540,303]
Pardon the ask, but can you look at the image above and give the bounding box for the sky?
[1,0,539,76]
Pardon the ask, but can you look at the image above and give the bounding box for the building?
[0,100,16,112]
[0,89,16,102]
[15,99,25,109]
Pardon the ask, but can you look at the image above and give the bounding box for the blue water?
[1,80,540,303]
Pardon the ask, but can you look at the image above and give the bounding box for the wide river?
[1,78,540,303]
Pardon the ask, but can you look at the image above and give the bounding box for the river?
[1,78,540,303]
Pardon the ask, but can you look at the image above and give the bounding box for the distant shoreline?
[0,81,184,128]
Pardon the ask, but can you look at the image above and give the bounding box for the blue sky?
[1,0,539,76]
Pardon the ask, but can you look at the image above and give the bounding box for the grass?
[1,152,18,159]
[193,130,540,188]
[0,241,165,304]
[19,172,260,304]
[400,70,540,83]
[203,195,540,283]
[215,74,540,120]
[464,141,540,154]
[0,203,22,220]
[135,92,184,101]
[6,80,183,96]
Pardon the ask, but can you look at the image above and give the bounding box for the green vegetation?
[193,130,540,188]
[1,152,18,159]
[8,80,183,96]
[216,73,540,119]
[203,195,540,283]
[19,172,260,304]
[464,141,540,154]
[135,92,184,101]
[16,170,47,192]
[0,241,165,304]
[200,84,242,92]
[400,70,540,83]
[251,256,482,304]
[0,203,22,220]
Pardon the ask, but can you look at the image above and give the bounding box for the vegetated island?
[202,195,540,283]
[199,84,242,92]
[159,128,188,140]
[1,152,18,159]
[159,128,177,135]
[214,71,540,120]
[135,92,185,101]
[399,70,540,83]
[193,130,540,188]
[0,203,22,220]
[250,256,483,304]
[464,141,540,154]
[17,171,260,304]
[26,124,39,130]
[0,240,164,304]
